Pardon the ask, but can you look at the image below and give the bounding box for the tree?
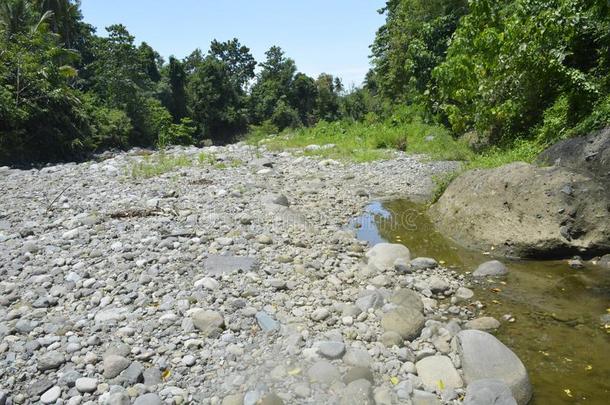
[433,0,610,141]
[249,46,297,125]
[315,73,341,121]
[187,56,247,142]
[139,42,161,82]
[168,56,187,121]
[371,0,468,102]
[209,38,256,89]
[290,73,318,125]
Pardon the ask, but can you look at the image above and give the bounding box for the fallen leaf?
[491,288,502,293]
[390,377,399,385]
[564,389,573,398]
[585,365,593,371]
[288,368,302,376]
[162,369,171,380]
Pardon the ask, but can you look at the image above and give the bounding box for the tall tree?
[168,56,187,122]
[249,46,297,124]
[209,38,256,89]
[371,0,468,102]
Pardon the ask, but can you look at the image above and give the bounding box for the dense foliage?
[0,0,362,165]
[371,0,610,147]
[2,0,609,165]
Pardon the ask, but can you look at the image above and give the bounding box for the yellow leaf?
[585,365,593,371]
[390,377,399,385]
[437,380,446,390]
[564,389,573,398]
[288,368,301,376]
[492,300,500,304]
[491,288,502,293]
[162,369,171,380]
[439,260,446,265]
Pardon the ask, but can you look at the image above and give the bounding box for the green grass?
[128,151,244,178]
[129,153,194,178]
[247,120,475,162]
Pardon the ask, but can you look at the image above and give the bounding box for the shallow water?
[351,199,610,405]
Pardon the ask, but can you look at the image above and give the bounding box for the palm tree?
[33,0,78,46]
[0,0,29,38]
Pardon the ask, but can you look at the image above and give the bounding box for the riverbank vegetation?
[1,0,609,167]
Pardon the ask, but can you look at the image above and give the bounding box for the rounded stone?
[381,307,425,340]
[366,243,411,271]
[473,261,508,277]
[415,355,463,390]
[75,377,98,393]
[40,386,61,404]
[307,360,340,385]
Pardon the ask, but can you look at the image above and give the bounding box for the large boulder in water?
[431,162,610,258]
[457,330,532,405]
[537,127,610,182]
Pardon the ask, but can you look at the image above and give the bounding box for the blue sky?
[80,0,386,86]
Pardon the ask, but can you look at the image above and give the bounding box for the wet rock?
[473,261,508,277]
[457,330,532,405]
[466,317,501,331]
[410,257,438,270]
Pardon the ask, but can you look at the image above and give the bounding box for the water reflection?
[350,199,610,405]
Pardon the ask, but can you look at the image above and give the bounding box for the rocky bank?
[0,144,530,404]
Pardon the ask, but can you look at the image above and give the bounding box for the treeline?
[369,0,610,148]
[3,1,610,165]
[0,0,375,164]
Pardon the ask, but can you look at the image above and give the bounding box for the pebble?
[40,386,61,404]
[75,377,98,393]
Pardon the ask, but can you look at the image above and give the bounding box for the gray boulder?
[366,243,411,271]
[381,306,425,340]
[537,126,610,182]
[457,330,532,405]
[431,162,610,258]
[464,379,518,405]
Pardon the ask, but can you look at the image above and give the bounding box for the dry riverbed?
[0,144,531,404]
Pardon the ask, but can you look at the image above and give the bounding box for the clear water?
[351,199,610,405]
